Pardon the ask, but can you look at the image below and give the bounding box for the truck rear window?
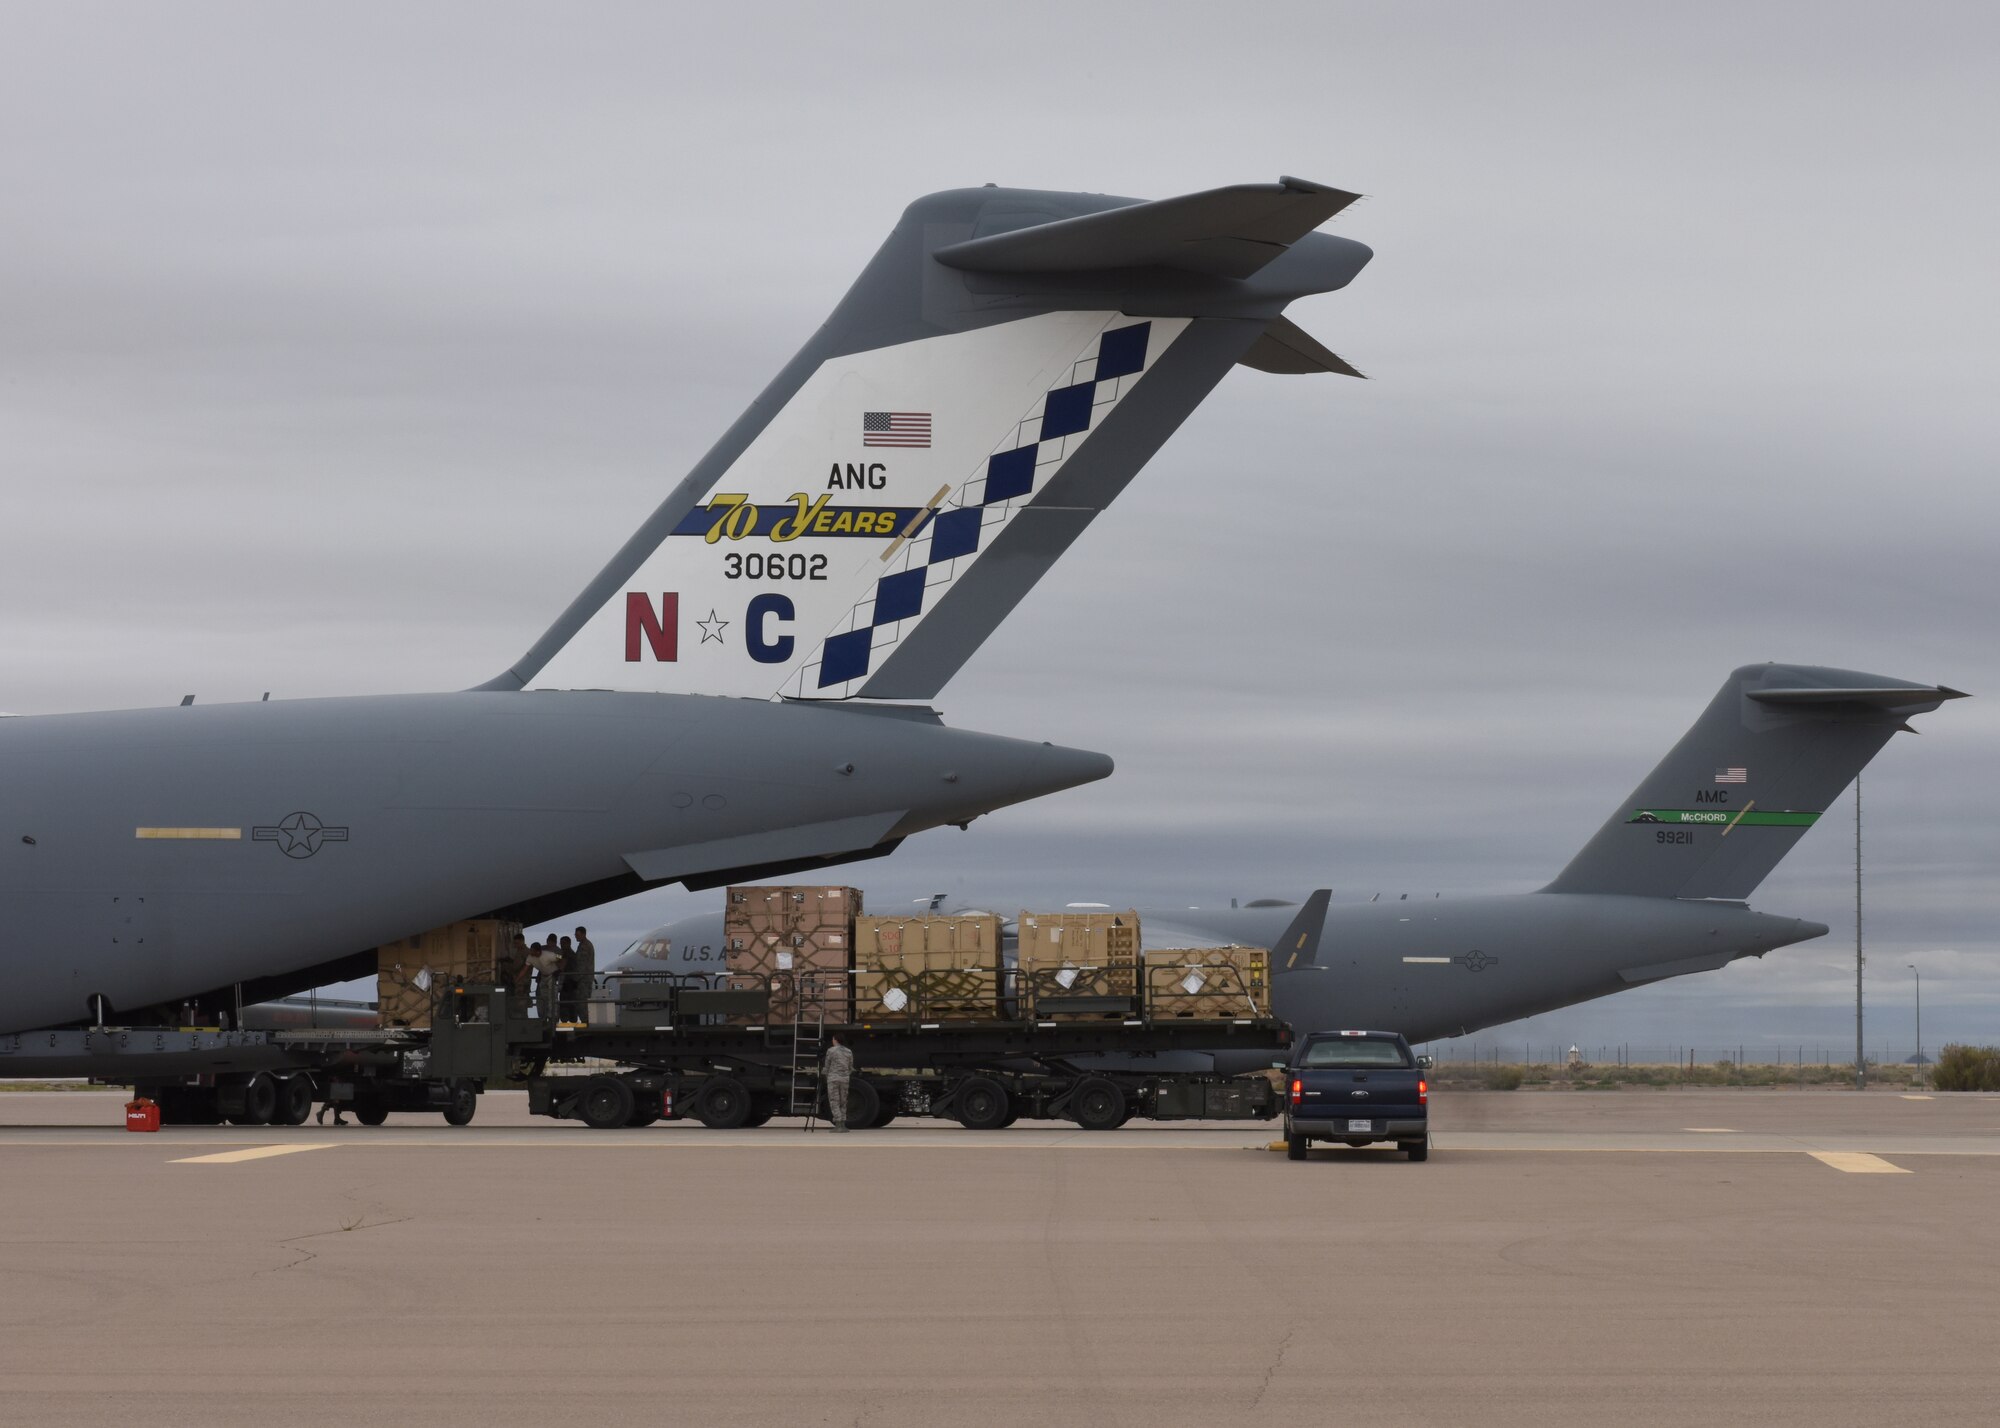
[1300,1040,1410,1068]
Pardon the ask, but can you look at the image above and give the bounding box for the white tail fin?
[502,179,1371,700]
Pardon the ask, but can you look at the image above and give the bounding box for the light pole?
[1854,771,1865,1090]
[1909,964,1921,1065]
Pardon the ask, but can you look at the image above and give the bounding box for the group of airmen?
[499,925,597,1024]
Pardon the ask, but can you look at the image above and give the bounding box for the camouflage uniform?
[823,1042,855,1130]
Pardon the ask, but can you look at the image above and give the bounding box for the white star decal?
[697,609,729,644]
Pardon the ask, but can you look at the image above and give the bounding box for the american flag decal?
[1715,767,1748,784]
[863,412,931,448]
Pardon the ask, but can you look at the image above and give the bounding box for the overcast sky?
[3,2,1993,1057]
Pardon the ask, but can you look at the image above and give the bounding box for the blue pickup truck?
[1283,1030,1430,1162]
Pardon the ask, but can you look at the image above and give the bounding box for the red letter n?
[625,592,678,662]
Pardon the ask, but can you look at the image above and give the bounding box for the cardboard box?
[722,886,861,1023]
[374,918,521,1028]
[853,916,1004,1019]
[1016,910,1141,969]
[1143,947,1270,1018]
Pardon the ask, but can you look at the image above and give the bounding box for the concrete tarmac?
[4,1088,1998,1427]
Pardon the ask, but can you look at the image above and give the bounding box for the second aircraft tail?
[1543,664,1964,901]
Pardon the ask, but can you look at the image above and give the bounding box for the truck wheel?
[353,1100,389,1127]
[953,1076,1012,1131]
[1071,1077,1126,1131]
[695,1077,753,1130]
[870,1105,899,1129]
[838,1079,881,1130]
[740,1094,777,1128]
[1287,1133,1308,1161]
[442,1082,479,1127]
[579,1076,635,1130]
[1406,1141,1429,1162]
[276,1076,315,1126]
[237,1073,278,1127]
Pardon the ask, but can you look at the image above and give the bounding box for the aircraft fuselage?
[0,692,1108,1032]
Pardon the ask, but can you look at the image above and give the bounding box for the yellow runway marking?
[1683,1127,1738,1133]
[171,1143,337,1164]
[1809,1151,1910,1174]
[1902,1094,1935,1101]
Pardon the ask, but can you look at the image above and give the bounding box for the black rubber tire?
[276,1076,314,1126]
[237,1073,278,1127]
[1287,1133,1308,1161]
[695,1076,754,1130]
[442,1081,479,1127]
[869,1100,899,1129]
[836,1078,881,1130]
[1406,1141,1429,1162]
[1071,1076,1126,1131]
[579,1076,636,1130]
[353,1100,389,1127]
[739,1098,776,1128]
[953,1075,1013,1131]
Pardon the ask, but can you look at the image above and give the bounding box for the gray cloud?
[2,2,1993,1047]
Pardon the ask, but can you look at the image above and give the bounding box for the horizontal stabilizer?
[1237,316,1366,377]
[1748,685,1968,710]
[934,176,1361,280]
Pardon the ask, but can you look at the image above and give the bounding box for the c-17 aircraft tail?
[1544,663,1966,901]
[490,178,1371,701]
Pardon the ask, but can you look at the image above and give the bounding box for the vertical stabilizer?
[493,179,1371,701]
[1544,664,1964,900]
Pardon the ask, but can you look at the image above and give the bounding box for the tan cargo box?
[1016,909,1141,968]
[854,915,1004,1019]
[1144,946,1270,1018]
[375,918,521,1028]
[854,914,1001,960]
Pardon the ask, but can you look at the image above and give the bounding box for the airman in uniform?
[823,1033,855,1131]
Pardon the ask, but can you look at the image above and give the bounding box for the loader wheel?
[837,1079,881,1130]
[695,1077,753,1130]
[579,1076,635,1130]
[353,1100,389,1127]
[442,1081,479,1127]
[1287,1133,1308,1161]
[1406,1141,1429,1162]
[276,1076,315,1126]
[1071,1077,1126,1131]
[237,1073,278,1127]
[953,1076,1012,1131]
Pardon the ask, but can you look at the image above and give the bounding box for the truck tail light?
[1289,1077,1302,1107]
[1418,1078,1428,1106]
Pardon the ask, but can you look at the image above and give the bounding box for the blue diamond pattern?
[1039,383,1094,441]
[872,567,926,624]
[983,446,1037,504]
[1095,323,1149,380]
[817,629,875,688]
[812,321,1160,690]
[927,507,982,562]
